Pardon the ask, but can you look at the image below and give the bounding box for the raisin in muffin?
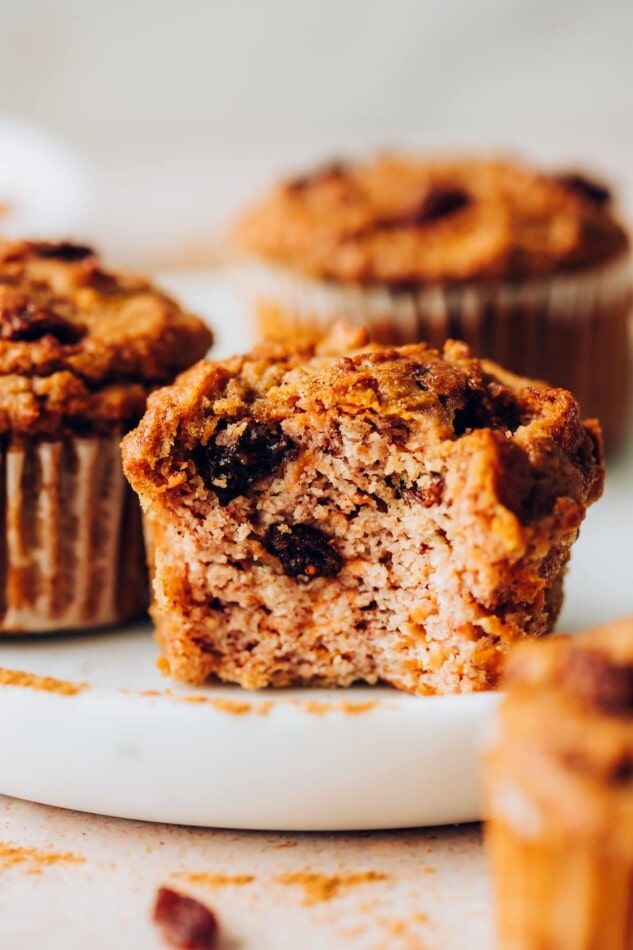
[234,154,631,451]
[485,616,633,950]
[0,239,212,633]
[122,323,603,693]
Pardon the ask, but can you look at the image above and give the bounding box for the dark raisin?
[285,161,349,194]
[193,421,298,506]
[410,186,471,224]
[32,241,95,262]
[412,365,431,391]
[610,756,633,784]
[264,523,343,579]
[563,646,633,714]
[375,187,470,232]
[402,473,444,507]
[0,293,85,344]
[452,395,485,435]
[153,887,218,949]
[556,173,611,206]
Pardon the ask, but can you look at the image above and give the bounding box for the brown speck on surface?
[277,870,390,905]
[0,667,86,696]
[0,841,84,872]
[153,886,218,949]
[176,872,255,888]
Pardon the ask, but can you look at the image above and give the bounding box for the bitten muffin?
[234,155,632,451]
[122,324,603,692]
[0,239,213,633]
[485,616,633,950]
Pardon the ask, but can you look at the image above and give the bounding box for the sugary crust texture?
[235,155,629,284]
[122,324,604,695]
[487,616,633,847]
[0,240,213,434]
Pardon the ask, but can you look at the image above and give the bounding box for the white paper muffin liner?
[235,253,632,449]
[0,433,147,633]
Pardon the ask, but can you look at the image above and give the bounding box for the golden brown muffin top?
[122,323,603,522]
[489,617,633,842]
[235,155,629,284]
[0,240,213,435]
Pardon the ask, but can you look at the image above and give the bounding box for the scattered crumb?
[153,886,218,949]
[338,700,379,714]
[277,871,390,905]
[422,867,436,874]
[296,699,380,715]
[374,915,431,950]
[0,668,86,696]
[210,698,252,715]
[0,841,84,872]
[300,701,331,716]
[176,872,255,888]
[180,695,253,715]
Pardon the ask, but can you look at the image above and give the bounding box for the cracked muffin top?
[0,240,213,435]
[122,323,604,519]
[235,155,628,284]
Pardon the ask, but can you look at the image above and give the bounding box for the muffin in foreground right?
[485,616,633,950]
[235,155,632,452]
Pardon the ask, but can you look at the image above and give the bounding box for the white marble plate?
[0,272,630,832]
[0,627,501,830]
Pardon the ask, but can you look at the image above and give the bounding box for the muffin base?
[236,255,632,451]
[0,434,147,633]
[487,816,633,950]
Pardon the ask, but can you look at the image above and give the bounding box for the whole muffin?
[0,240,213,633]
[122,324,603,692]
[485,616,633,950]
[234,155,632,451]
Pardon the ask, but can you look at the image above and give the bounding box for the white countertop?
[0,795,492,950]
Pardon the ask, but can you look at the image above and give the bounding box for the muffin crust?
[0,240,213,434]
[235,156,628,284]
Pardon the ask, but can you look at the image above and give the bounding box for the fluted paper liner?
[235,254,632,450]
[0,434,147,633]
[487,815,633,950]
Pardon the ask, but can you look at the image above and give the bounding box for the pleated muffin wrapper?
[486,783,633,950]
[235,252,633,451]
[0,432,147,633]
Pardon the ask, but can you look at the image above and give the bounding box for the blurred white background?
[0,0,631,264]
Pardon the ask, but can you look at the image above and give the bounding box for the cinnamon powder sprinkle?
[298,700,380,715]
[180,696,253,715]
[0,667,86,696]
[176,872,255,888]
[0,841,84,873]
[277,871,389,904]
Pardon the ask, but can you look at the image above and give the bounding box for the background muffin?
[234,155,632,452]
[0,239,213,633]
[485,617,633,950]
[122,324,603,692]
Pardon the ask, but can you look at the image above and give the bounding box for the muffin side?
[122,326,603,692]
[0,240,213,633]
[485,617,633,950]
